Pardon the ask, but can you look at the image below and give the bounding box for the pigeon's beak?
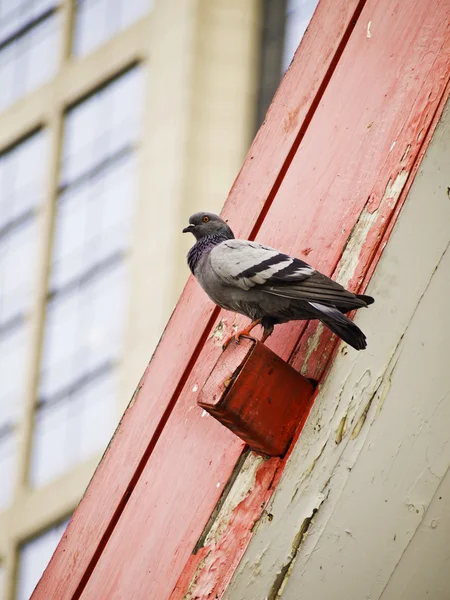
[182,224,194,233]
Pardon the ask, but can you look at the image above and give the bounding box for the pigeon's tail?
[309,302,368,350]
[320,314,367,350]
[356,293,375,306]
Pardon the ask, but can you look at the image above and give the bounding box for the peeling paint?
[375,366,394,416]
[335,414,347,444]
[173,456,278,600]
[400,144,411,162]
[385,170,409,199]
[205,454,264,547]
[366,21,372,38]
[300,323,324,375]
[351,397,373,439]
[302,442,327,479]
[351,374,383,439]
[267,497,325,600]
[335,206,379,288]
[335,170,409,290]
[210,319,227,344]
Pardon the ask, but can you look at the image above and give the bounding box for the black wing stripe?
[268,258,313,282]
[234,253,290,280]
[264,287,368,308]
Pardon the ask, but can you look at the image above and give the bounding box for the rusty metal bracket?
[198,339,314,456]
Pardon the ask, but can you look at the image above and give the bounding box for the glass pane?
[16,518,70,600]
[78,370,117,461]
[60,66,144,186]
[0,431,16,510]
[0,1,56,44]
[61,93,99,184]
[108,67,144,153]
[0,43,16,113]
[39,289,82,402]
[0,131,47,228]
[83,262,127,372]
[52,153,135,290]
[39,261,127,403]
[30,399,71,486]
[50,182,91,289]
[282,0,319,71]
[31,369,116,487]
[120,0,150,29]
[0,13,59,114]
[32,68,144,486]
[0,219,38,323]
[72,0,109,57]
[0,325,28,428]
[25,13,60,94]
[94,154,136,260]
[73,0,152,57]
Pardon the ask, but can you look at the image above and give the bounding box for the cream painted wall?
[224,101,450,600]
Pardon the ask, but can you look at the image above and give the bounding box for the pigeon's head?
[182,212,234,241]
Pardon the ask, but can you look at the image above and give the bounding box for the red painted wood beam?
[77,1,450,595]
[32,0,450,598]
[32,1,367,598]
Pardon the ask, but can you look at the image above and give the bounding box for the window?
[0,1,60,113]
[257,0,319,126]
[16,518,70,600]
[0,131,47,509]
[73,0,152,57]
[30,67,144,487]
[283,0,319,71]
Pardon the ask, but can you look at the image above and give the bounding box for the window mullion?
[13,112,64,499]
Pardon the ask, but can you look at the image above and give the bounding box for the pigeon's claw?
[222,318,262,350]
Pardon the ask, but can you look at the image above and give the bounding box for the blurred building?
[0,0,318,597]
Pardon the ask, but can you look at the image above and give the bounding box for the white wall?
[224,100,450,600]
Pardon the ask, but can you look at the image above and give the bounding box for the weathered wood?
[32,0,450,598]
[77,0,450,595]
[170,453,280,600]
[32,1,366,598]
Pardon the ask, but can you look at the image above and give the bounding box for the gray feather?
[183,212,374,350]
[210,240,314,290]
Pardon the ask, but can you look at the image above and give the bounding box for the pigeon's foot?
[222,318,262,350]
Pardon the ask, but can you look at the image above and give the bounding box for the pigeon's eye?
[202,216,210,223]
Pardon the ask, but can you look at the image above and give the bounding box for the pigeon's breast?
[195,254,248,314]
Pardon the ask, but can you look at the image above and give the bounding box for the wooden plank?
[221,0,368,230]
[75,1,450,599]
[259,0,450,376]
[170,455,280,600]
[32,0,366,598]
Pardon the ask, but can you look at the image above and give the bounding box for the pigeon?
[183,212,374,350]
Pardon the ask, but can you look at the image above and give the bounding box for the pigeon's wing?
[210,239,370,310]
[209,239,314,290]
